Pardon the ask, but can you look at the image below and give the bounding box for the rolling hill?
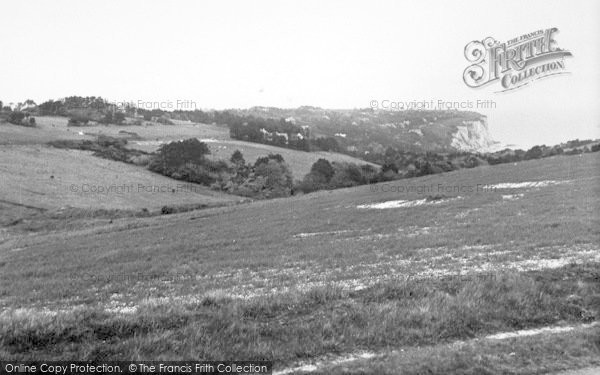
[0,144,243,235]
[225,106,502,153]
[2,115,378,180]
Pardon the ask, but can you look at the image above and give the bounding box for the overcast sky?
[1,0,599,148]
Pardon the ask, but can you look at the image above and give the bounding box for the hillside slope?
[1,153,598,372]
[227,107,501,153]
[0,145,241,227]
[9,115,377,180]
[2,152,597,299]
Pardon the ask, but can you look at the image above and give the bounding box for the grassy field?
[0,153,598,373]
[0,117,93,145]
[0,144,242,238]
[0,116,230,145]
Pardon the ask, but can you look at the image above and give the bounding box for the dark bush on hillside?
[298,160,378,193]
[147,139,234,190]
[47,136,148,164]
[7,112,36,127]
[230,150,245,165]
[311,136,341,152]
[38,96,109,116]
[310,159,335,182]
[68,116,91,126]
[461,155,482,168]
[360,164,379,181]
[100,111,125,125]
[171,164,216,185]
[161,203,211,215]
[255,160,293,194]
[329,162,364,188]
[149,138,210,173]
[254,153,285,168]
[591,144,600,152]
[8,111,26,125]
[231,158,294,198]
[97,135,127,148]
[524,145,543,160]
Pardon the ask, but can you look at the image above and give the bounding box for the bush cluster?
[7,111,36,127]
[297,158,378,193]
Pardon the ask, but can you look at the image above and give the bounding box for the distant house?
[259,128,273,141]
[301,125,311,138]
[275,131,289,144]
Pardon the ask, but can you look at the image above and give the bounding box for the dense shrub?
[68,116,91,127]
[100,111,125,125]
[254,159,293,197]
[47,136,148,164]
[6,112,36,127]
[149,138,211,174]
[311,159,335,182]
[8,111,26,125]
[311,136,341,152]
[524,145,543,160]
[298,160,378,193]
[254,153,284,168]
[230,150,245,166]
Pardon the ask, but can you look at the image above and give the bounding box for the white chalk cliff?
[451,118,502,152]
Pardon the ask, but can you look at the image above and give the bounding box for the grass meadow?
[0,152,598,373]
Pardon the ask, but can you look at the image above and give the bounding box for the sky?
[1,0,599,148]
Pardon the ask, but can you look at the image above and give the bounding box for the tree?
[381,161,398,174]
[230,150,245,166]
[254,153,284,168]
[113,112,125,124]
[311,136,340,152]
[8,111,26,125]
[254,159,293,197]
[151,138,211,172]
[68,116,90,127]
[524,145,543,160]
[310,159,335,182]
